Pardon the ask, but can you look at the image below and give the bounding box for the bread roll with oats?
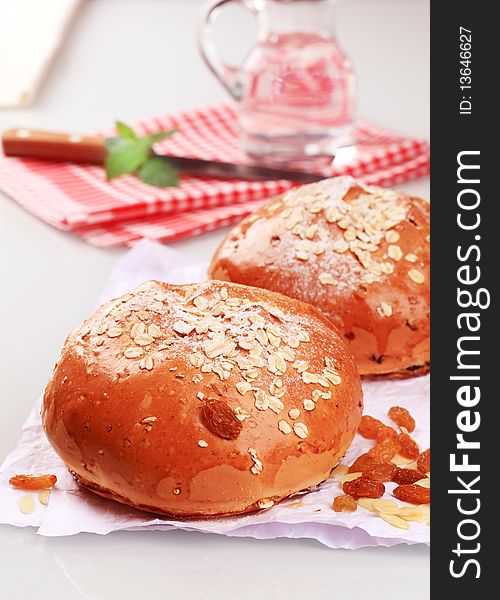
[209,176,430,378]
[42,280,362,517]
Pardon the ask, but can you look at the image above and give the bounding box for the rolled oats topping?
[278,420,292,434]
[140,416,157,424]
[376,302,393,318]
[106,326,123,338]
[189,353,205,368]
[139,356,154,371]
[387,245,403,261]
[236,381,252,395]
[280,178,415,285]
[124,347,144,359]
[248,447,263,475]
[385,230,400,244]
[134,332,155,347]
[234,407,252,421]
[254,389,270,411]
[293,422,309,439]
[148,324,163,338]
[89,282,342,451]
[173,320,195,336]
[96,322,109,335]
[408,269,425,284]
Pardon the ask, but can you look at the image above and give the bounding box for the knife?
[1,128,325,184]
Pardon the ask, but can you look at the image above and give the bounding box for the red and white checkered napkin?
[0,101,429,247]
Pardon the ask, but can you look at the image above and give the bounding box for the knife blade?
[1,127,326,184]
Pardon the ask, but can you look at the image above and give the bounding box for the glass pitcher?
[198,0,356,163]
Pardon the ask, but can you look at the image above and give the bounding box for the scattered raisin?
[358,415,381,439]
[358,415,397,441]
[201,399,242,440]
[392,467,426,485]
[398,432,420,459]
[388,406,416,432]
[333,495,358,513]
[343,477,385,500]
[368,437,401,462]
[363,461,397,482]
[393,484,430,504]
[417,448,430,474]
[9,474,57,491]
[348,452,376,473]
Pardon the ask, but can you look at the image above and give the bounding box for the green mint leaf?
[104,122,180,186]
[105,139,150,179]
[145,128,178,146]
[104,136,125,153]
[137,156,179,187]
[115,121,138,141]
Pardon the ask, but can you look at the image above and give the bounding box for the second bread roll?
[210,176,430,378]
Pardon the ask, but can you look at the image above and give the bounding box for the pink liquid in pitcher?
[239,32,356,162]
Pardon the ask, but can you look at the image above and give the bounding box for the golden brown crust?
[209,176,430,378]
[42,280,362,517]
[69,469,323,519]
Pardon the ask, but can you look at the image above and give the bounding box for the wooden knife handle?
[2,128,106,164]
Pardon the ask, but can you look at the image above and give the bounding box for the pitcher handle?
[198,0,255,100]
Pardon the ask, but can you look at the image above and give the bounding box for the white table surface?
[0,0,430,597]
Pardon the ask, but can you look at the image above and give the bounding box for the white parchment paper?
[0,240,429,548]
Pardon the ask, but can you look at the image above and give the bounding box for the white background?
[0,0,430,597]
